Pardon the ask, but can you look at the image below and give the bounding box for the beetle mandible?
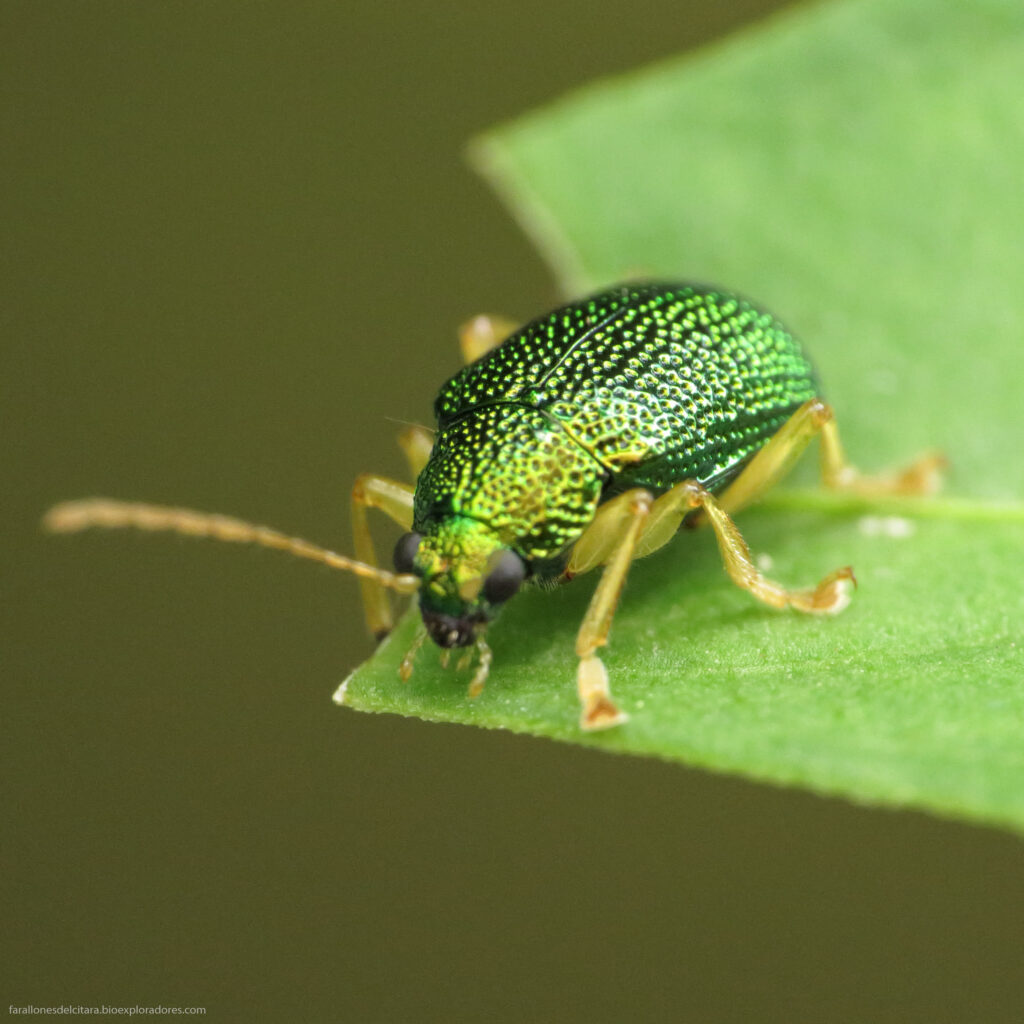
[46,282,942,729]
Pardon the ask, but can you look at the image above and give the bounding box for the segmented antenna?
[43,498,419,593]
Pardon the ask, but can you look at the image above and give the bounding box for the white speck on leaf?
[858,515,916,539]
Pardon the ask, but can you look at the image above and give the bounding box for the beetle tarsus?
[399,625,428,682]
[467,636,492,698]
[577,655,628,731]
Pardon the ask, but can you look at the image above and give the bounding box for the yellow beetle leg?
[351,474,416,640]
[676,480,854,614]
[458,314,518,364]
[567,488,652,577]
[576,476,851,615]
[817,409,945,497]
[352,422,440,640]
[397,424,434,479]
[572,488,653,731]
[717,398,944,517]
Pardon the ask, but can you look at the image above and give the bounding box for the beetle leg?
[572,488,653,730]
[716,398,944,516]
[672,480,855,614]
[458,314,518,364]
[467,635,493,698]
[397,424,434,479]
[399,623,428,682]
[566,488,648,576]
[351,474,416,640]
[351,424,438,640]
[817,409,944,496]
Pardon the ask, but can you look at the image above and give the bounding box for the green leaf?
[340,0,1024,832]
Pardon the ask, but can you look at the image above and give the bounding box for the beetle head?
[392,517,526,649]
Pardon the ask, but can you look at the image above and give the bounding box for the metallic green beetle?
[46,282,941,729]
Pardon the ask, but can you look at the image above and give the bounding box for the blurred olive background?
[5,2,1024,1021]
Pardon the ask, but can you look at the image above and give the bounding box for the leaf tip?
[332,678,350,706]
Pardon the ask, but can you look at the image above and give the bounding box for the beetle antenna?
[43,498,419,593]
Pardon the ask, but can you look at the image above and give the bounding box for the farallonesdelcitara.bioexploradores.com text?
[8,1007,206,1016]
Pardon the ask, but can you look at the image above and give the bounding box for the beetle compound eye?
[482,549,526,604]
[392,532,423,574]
